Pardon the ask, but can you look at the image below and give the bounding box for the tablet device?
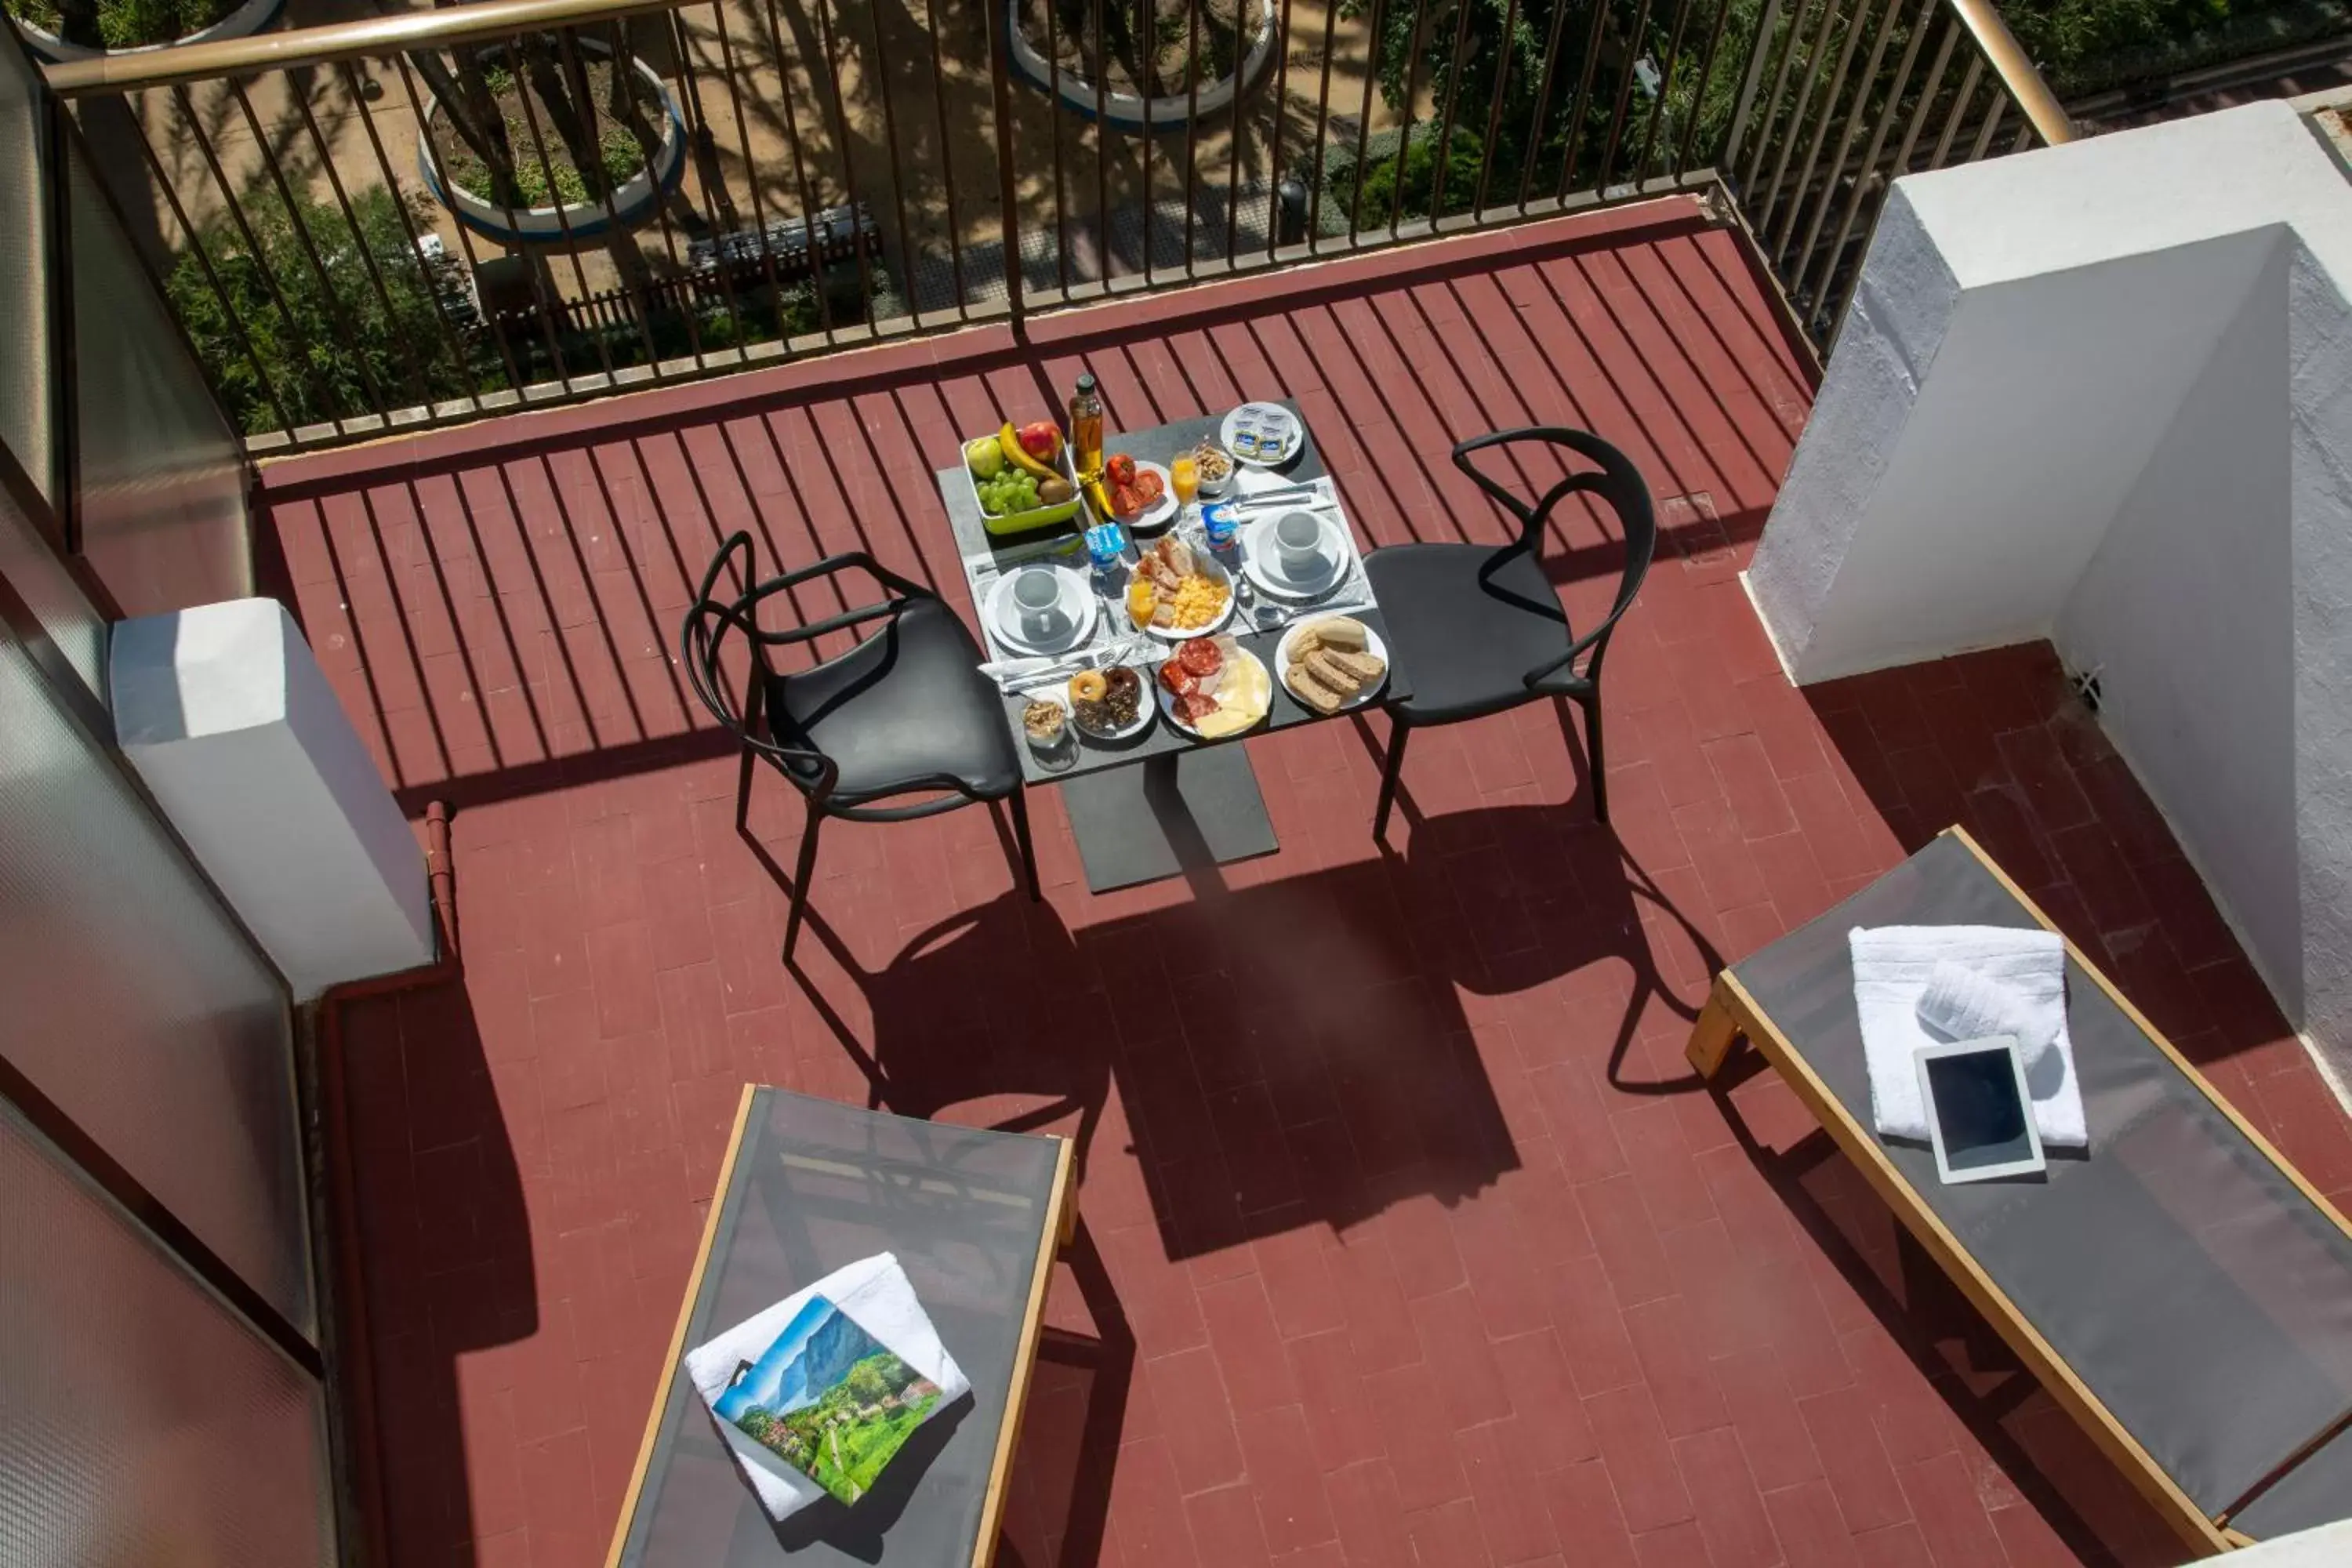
[1913,1034,2045,1184]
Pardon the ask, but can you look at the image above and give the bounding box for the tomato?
[1176,638,1221,676]
[1106,453,1137,486]
[1157,661,1196,696]
[1133,471,1166,505]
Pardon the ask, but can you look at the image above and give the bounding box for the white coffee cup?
[1272,510,1327,578]
[1012,566,1069,641]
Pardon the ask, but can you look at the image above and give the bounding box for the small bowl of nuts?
[1022,691,1075,769]
[1190,438,1236,499]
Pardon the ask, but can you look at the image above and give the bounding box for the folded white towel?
[1849,925,2086,1149]
[1917,960,2059,1073]
[686,1253,970,1520]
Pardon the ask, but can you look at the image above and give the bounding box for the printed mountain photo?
[711,1294,942,1504]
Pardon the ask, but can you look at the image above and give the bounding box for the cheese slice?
[1195,707,1256,739]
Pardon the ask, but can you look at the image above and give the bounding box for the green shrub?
[4,0,233,46]
[165,184,479,434]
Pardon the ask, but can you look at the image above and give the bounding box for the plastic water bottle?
[1085,521,1127,601]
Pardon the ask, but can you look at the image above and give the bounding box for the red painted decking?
[262,198,2352,1568]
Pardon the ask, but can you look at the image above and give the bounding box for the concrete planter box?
[416,42,686,248]
[12,0,281,64]
[1005,0,1276,133]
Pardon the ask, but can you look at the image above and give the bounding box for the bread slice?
[1325,648,1386,684]
[1304,649,1364,697]
[1285,662,1348,713]
[1311,616,1368,652]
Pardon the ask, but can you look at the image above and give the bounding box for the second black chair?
[681,531,1037,963]
[1363,426,1657,841]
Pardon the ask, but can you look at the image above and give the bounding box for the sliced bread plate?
[1275,616,1389,713]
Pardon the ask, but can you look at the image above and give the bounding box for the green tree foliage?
[4,0,232,49]
[843,1355,893,1406]
[165,183,474,435]
[162,176,869,436]
[1998,0,2348,93]
[1322,0,1750,220]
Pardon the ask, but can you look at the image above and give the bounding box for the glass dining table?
[935,403,1407,892]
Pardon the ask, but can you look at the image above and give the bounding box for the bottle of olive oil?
[1069,372,1105,479]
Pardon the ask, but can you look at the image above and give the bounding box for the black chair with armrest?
[681,531,1037,963]
[1363,426,1657,841]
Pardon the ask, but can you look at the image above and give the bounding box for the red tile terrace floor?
[260,198,2352,1568]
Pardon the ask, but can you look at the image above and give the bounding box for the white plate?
[1156,644,1273,738]
[1107,458,1178,531]
[1275,618,1390,712]
[1123,547,1237,641]
[1063,666,1156,741]
[1241,511,1349,601]
[1218,402,1303,469]
[986,564,1098,655]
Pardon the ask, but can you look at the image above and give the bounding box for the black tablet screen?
[1926,1049,2033,1170]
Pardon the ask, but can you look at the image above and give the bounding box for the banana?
[1000,422,1058,481]
[1083,474,1118,523]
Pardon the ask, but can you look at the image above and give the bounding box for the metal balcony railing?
[1718,0,2073,345]
[30,0,2069,452]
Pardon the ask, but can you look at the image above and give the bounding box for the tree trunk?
[53,0,103,49]
[523,37,607,202]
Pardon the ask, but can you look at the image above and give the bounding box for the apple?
[965,437,1004,478]
[1018,421,1061,459]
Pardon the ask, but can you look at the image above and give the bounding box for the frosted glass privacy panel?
[64,132,249,618]
[0,37,50,503]
[0,432,105,702]
[0,1101,335,1568]
[0,622,313,1335]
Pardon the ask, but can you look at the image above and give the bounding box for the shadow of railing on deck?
[256,203,1800,833]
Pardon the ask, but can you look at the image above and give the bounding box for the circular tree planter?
[1005,0,1276,133]
[11,0,281,64]
[416,41,688,248]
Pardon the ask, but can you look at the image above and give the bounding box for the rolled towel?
[1917,959,2059,1073]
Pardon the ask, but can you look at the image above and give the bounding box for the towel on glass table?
[1848,925,2087,1149]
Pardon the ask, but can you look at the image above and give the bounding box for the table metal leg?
[1058,746,1279,892]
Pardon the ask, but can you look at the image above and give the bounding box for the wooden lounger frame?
[1685,826,2352,1556]
[604,1084,1077,1568]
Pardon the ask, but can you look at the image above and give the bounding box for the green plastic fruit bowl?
[965,443,1083,538]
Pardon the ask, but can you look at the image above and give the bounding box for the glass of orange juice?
[1171,454,1199,510]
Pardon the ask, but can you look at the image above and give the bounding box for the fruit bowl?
[963,429,1083,537]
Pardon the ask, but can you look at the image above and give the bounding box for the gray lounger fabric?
[1731,833,2352,1533]
[615,1089,1063,1568]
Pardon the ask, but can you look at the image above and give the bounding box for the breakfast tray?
[946,480,1372,669]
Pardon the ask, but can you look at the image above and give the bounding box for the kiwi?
[1037,476,1075,505]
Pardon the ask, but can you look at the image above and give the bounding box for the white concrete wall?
[1750,206,2278,681]
[2055,234,2302,1015]
[2285,241,2352,1081]
[112,599,436,998]
[1744,100,2352,1093]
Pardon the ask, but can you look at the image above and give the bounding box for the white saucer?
[1242,512,1348,601]
[986,565,1098,655]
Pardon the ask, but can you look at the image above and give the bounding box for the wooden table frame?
[1685,826,2352,1557]
[604,1085,1080,1568]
